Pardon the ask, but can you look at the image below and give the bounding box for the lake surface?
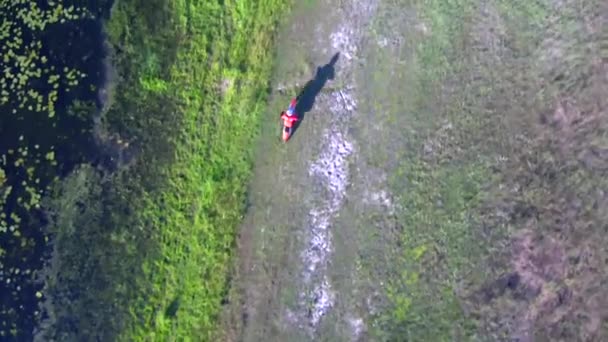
[0,1,113,339]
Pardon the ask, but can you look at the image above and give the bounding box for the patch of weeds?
[374,158,490,341]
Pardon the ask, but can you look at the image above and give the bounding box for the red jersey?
[281,111,299,127]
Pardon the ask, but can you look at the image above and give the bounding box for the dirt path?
[218,0,608,340]
[220,0,418,340]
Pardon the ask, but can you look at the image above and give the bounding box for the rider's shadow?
[291,52,340,137]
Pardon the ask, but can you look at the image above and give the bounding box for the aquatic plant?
[0,0,98,339]
[0,0,89,116]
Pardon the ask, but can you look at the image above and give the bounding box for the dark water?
[0,1,113,340]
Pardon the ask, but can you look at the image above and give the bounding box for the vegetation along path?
[2,0,289,340]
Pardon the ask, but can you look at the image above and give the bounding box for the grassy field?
[370,0,608,340]
[33,0,290,341]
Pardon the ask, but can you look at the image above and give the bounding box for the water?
[0,1,113,339]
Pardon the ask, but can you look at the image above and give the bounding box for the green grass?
[35,0,290,341]
[373,0,608,340]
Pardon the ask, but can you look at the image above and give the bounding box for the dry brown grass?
[468,1,608,338]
